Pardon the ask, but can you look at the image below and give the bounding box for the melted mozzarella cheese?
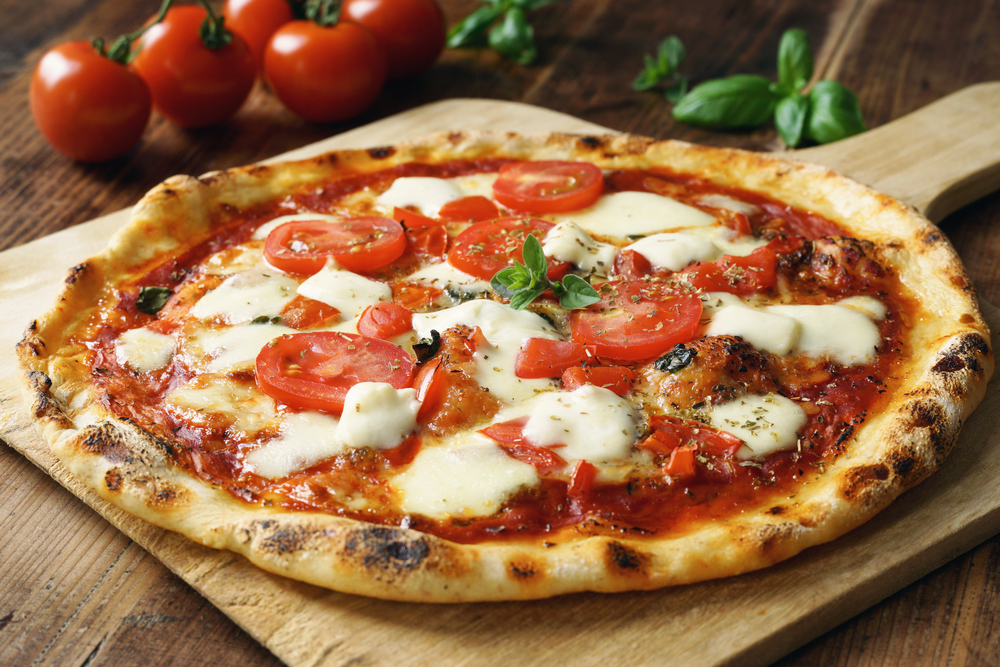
[391,435,538,519]
[521,385,637,463]
[710,393,807,459]
[837,295,888,320]
[185,322,295,372]
[164,375,278,434]
[696,193,760,216]
[297,263,392,317]
[556,191,716,239]
[542,221,619,275]
[405,261,490,292]
[376,177,463,216]
[624,232,720,271]
[768,304,881,366]
[246,411,345,479]
[190,269,299,324]
[450,172,498,198]
[115,328,176,373]
[413,300,561,403]
[706,305,801,356]
[251,213,343,241]
[700,291,745,316]
[680,225,769,256]
[336,383,420,450]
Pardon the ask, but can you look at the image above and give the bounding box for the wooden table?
[2,1,999,664]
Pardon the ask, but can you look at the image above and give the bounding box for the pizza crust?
[17,131,993,601]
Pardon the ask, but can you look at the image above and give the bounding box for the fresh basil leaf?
[558,274,600,309]
[488,7,537,65]
[509,285,545,310]
[250,315,282,325]
[447,5,503,48]
[491,267,520,297]
[512,0,558,10]
[661,35,685,72]
[136,286,172,315]
[521,233,548,276]
[775,93,809,147]
[633,54,663,91]
[664,77,688,103]
[654,344,697,373]
[777,28,812,94]
[633,35,685,91]
[672,74,781,128]
[807,80,866,144]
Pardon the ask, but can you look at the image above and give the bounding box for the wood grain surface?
[2,1,999,665]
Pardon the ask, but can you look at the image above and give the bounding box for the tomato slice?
[514,338,594,379]
[681,238,803,295]
[413,357,445,420]
[392,206,440,229]
[280,294,340,330]
[570,280,702,361]
[357,302,413,339]
[438,195,500,222]
[492,161,604,213]
[641,415,744,457]
[479,416,529,445]
[264,217,406,275]
[480,417,567,473]
[568,460,598,499]
[393,207,448,257]
[447,217,565,281]
[561,366,637,396]
[255,332,414,414]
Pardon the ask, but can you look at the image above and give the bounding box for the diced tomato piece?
[664,444,697,477]
[394,207,448,257]
[682,240,786,296]
[438,195,500,222]
[568,460,598,499]
[392,206,440,228]
[414,357,445,420]
[357,302,413,339]
[479,416,529,445]
[498,443,566,473]
[279,294,340,330]
[514,338,593,379]
[459,325,489,356]
[562,366,637,396]
[638,428,682,456]
[723,212,753,237]
[647,415,744,457]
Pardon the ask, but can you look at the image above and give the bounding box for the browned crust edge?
[15,131,994,602]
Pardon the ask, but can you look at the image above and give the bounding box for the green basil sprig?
[669,28,866,147]
[632,35,687,102]
[447,0,558,66]
[490,234,600,310]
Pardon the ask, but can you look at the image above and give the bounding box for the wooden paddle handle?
[793,82,1000,223]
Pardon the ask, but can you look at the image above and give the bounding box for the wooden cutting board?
[2,86,1000,667]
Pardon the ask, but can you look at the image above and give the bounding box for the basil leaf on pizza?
[17,132,992,602]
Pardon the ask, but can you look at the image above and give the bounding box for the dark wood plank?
[2,0,1000,665]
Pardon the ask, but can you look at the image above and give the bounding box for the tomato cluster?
[30,0,446,162]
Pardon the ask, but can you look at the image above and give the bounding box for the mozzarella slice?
[542,221,619,276]
[405,261,490,292]
[376,177,463,216]
[391,435,539,519]
[556,191,716,239]
[710,393,807,459]
[246,411,346,479]
[450,172,499,198]
[680,225,769,256]
[186,322,295,372]
[336,383,420,450]
[251,213,343,241]
[297,263,392,317]
[706,305,801,356]
[768,304,881,366]
[190,268,299,324]
[115,328,176,372]
[837,296,888,320]
[696,193,760,216]
[164,375,278,434]
[624,232,720,271]
[521,385,638,463]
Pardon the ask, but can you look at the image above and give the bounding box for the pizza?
[16,131,993,602]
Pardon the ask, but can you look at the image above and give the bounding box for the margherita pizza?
[16,132,992,601]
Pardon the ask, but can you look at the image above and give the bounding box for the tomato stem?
[282,0,309,20]
[91,0,173,64]
[197,0,234,50]
[304,0,342,27]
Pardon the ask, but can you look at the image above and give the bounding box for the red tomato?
[561,366,637,396]
[492,161,604,213]
[30,41,151,162]
[264,20,386,123]
[358,303,413,339]
[479,417,529,445]
[223,0,295,69]
[499,444,566,473]
[255,332,414,414]
[280,294,340,329]
[131,6,256,128]
[568,460,598,500]
[664,444,697,478]
[681,244,779,296]
[393,207,448,256]
[448,217,566,281]
[264,217,405,274]
[438,196,500,222]
[613,248,653,280]
[514,338,593,379]
[643,415,744,457]
[414,357,445,420]
[341,0,445,79]
[723,212,753,236]
[570,280,702,361]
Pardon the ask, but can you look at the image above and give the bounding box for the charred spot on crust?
[345,526,430,572]
[79,423,133,463]
[259,524,309,555]
[579,136,603,149]
[754,522,795,555]
[508,560,539,580]
[934,332,990,376]
[932,355,967,373]
[887,450,918,478]
[923,232,942,245]
[368,146,396,159]
[951,275,970,290]
[606,541,647,574]
[65,262,90,284]
[105,468,123,491]
[840,464,891,500]
[768,505,785,515]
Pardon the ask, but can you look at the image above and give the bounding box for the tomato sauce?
[82,159,912,545]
